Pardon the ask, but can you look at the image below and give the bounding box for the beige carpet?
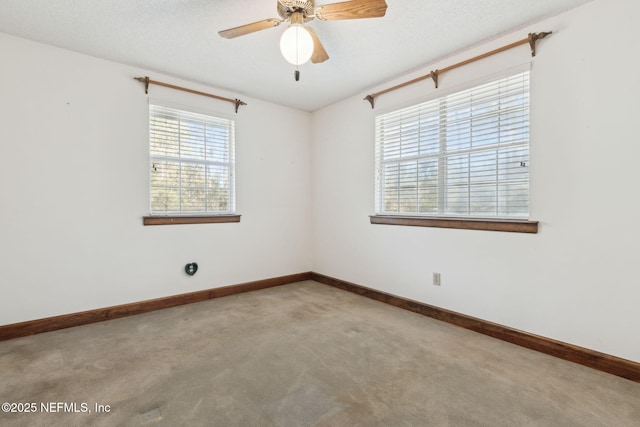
[0,281,638,426]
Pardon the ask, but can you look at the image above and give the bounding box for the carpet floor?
[0,280,638,426]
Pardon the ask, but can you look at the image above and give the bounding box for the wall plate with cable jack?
[185,262,198,276]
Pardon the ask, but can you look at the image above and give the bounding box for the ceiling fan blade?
[218,18,282,39]
[306,27,329,64]
[315,0,388,21]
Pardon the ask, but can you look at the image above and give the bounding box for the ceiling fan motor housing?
[278,0,315,22]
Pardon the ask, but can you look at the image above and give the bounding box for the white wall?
[0,34,311,325]
[311,0,640,362]
[2,0,638,364]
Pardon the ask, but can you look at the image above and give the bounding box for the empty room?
[1,0,639,425]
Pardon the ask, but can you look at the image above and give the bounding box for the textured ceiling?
[0,0,595,111]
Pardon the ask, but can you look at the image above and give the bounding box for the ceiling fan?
[219,0,388,79]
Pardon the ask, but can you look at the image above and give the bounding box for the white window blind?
[149,104,235,214]
[375,71,530,219]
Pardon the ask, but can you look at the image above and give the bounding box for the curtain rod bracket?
[430,70,439,88]
[134,76,150,94]
[364,94,376,109]
[234,99,247,113]
[528,31,552,57]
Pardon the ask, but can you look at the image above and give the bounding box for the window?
[149,104,235,216]
[375,71,530,220]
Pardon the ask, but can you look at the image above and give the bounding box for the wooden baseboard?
[0,272,312,342]
[310,272,640,383]
[3,271,637,382]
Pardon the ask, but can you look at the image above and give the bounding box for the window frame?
[143,102,239,226]
[372,67,537,233]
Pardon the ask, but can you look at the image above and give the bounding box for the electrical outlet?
[433,272,441,286]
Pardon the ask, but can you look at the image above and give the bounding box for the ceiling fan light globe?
[279,25,314,65]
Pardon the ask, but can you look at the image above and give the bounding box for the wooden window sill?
[370,215,538,233]
[143,215,241,226]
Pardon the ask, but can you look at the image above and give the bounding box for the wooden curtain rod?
[134,76,247,113]
[364,32,552,109]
